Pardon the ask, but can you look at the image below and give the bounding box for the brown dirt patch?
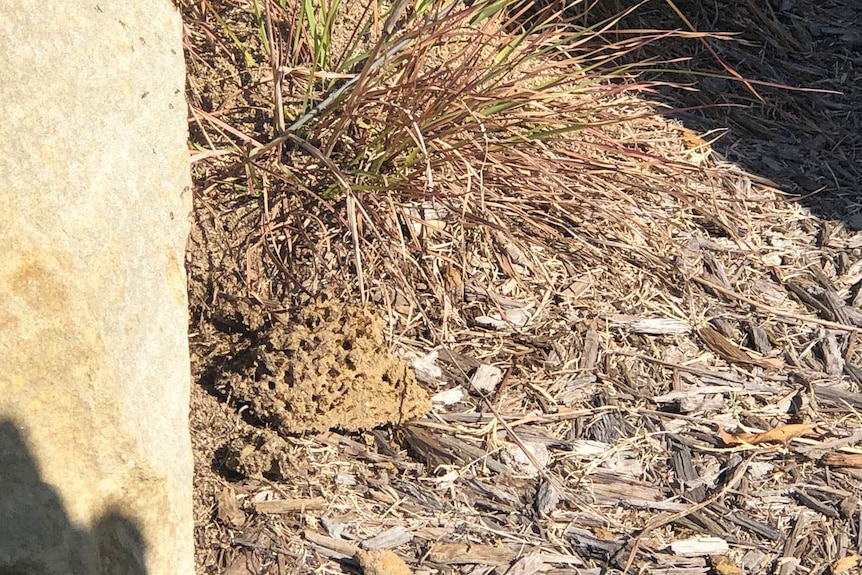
[211,293,430,435]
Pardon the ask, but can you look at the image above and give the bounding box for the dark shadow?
[0,420,148,575]
[595,0,861,224]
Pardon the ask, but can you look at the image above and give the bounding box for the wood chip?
[814,385,862,409]
[722,509,782,540]
[431,385,466,405]
[403,424,510,474]
[362,526,414,550]
[669,439,706,503]
[474,307,532,329]
[565,527,625,560]
[216,486,247,528]
[499,441,550,477]
[608,315,691,335]
[822,333,845,375]
[822,452,862,468]
[535,478,561,516]
[224,553,256,575]
[304,530,360,558]
[794,489,839,519]
[669,536,729,556]
[428,543,515,565]
[746,322,773,354]
[465,478,520,507]
[503,553,552,575]
[740,550,768,573]
[470,364,504,394]
[580,329,601,369]
[409,350,443,384]
[253,497,326,514]
[698,325,784,370]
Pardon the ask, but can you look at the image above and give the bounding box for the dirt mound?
[212,294,430,434]
[187,192,430,436]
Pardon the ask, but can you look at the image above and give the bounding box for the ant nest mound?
[228,294,430,434]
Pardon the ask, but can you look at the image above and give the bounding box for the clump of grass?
[183,0,713,327]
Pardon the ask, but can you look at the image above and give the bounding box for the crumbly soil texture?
[197,287,430,435]
[187,195,429,430]
[183,1,862,575]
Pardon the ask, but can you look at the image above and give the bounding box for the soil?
[204,291,430,435]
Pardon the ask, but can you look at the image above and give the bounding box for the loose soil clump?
[214,294,430,434]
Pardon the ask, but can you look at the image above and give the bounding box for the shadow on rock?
[0,420,148,575]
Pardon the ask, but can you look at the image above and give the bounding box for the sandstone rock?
[0,1,193,573]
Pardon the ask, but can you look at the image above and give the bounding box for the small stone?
[356,549,411,575]
[500,441,550,478]
[470,364,503,394]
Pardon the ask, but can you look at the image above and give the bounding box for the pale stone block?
[0,1,193,573]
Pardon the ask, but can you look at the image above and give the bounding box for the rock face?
[0,2,193,574]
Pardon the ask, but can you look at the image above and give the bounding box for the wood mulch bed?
[183,1,862,574]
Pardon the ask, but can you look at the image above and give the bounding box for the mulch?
[183,1,862,574]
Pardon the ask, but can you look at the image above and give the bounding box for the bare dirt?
[206,291,430,435]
